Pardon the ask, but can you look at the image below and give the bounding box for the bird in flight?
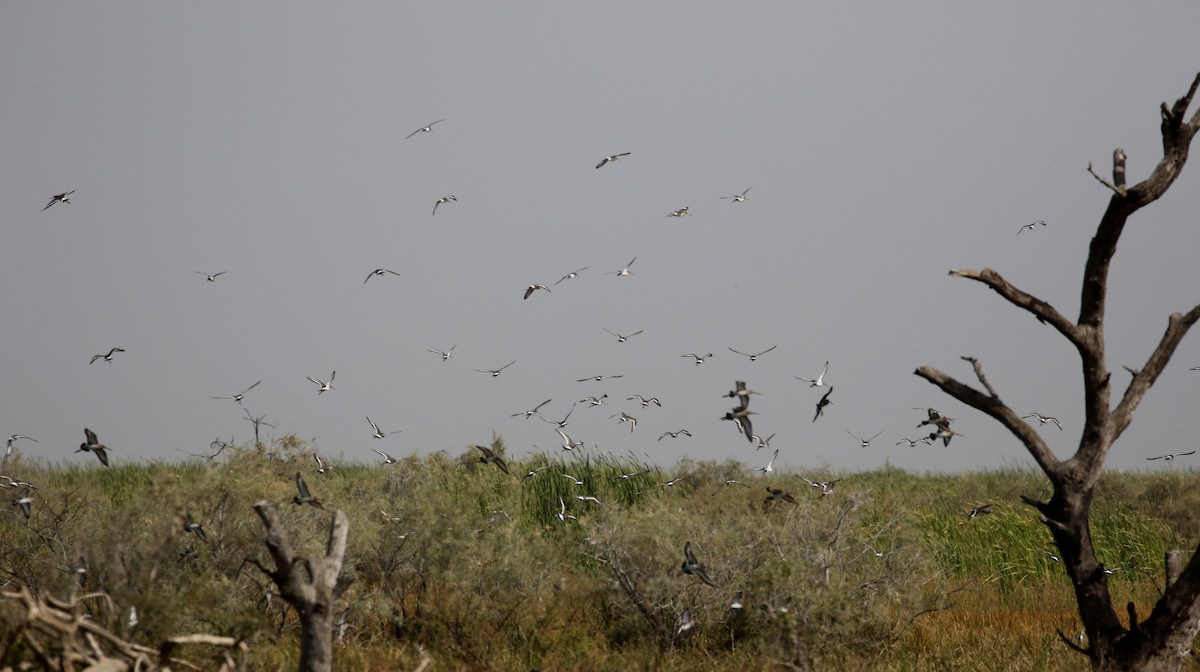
[765,487,798,504]
[77,428,111,467]
[313,453,334,474]
[1146,451,1196,461]
[541,403,576,429]
[580,394,607,407]
[847,430,884,448]
[667,206,691,218]
[797,361,830,387]
[364,268,401,284]
[1017,219,1046,236]
[367,417,401,439]
[43,190,76,211]
[12,487,33,518]
[895,437,933,447]
[306,371,335,394]
[606,257,637,277]
[751,448,778,476]
[372,448,397,465]
[6,435,37,456]
[194,271,227,282]
[476,361,516,377]
[724,381,760,409]
[89,347,126,365]
[292,473,322,507]
[603,328,644,343]
[556,497,577,522]
[751,433,775,451]
[917,408,954,431]
[812,387,834,423]
[432,194,457,216]
[721,187,751,203]
[427,344,456,362]
[1022,413,1063,430]
[711,479,746,496]
[722,407,757,441]
[211,380,261,404]
[682,352,714,366]
[511,399,552,420]
[475,444,510,475]
[627,394,661,408]
[405,118,446,139]
[681,542,717,587]
[555,428,584,452]
[523,284,551,300]
[577,374,623,382]
[610,411,638,433]
[554,267,590,285]
[595,152,631,169]
[658,429,692,441]
[728,345,777,362]
[928,427,964,446]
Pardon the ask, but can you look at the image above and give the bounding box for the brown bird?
[77,428,110,467]
[681,542,717,587]
[812,387,834,423]
[475,444,510,475]
[292,473,322,507]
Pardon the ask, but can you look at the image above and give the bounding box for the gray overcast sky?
[4,3,1200,473]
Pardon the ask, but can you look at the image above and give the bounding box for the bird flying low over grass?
[1146,451,1196,461]
[475,444,510,475]
[681,542,717,587]
[77,428,110,467]
[292,473,322,507]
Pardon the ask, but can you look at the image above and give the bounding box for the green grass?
[1,441,1198,670]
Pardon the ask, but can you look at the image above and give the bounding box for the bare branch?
[1087,161,1127,197]
[1110,306,1200,442]
[960,356,998,398]
[914,365,1062,476]
[947,268,1081,346]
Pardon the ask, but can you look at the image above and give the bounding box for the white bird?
[432,194,457,216]
[194,271,227,282]
[595,152,631,169]
[627,395,661,408]
[366,417,401,439]
[211,380,261,404]
[580,394,608,407]
[541,403,576,429]
[371,448,397,465]
[89,347,126,365]
[682,352,714,365]
[43,190,76,211]
[896,437,933,447]
[427,344,456,362]
[605,257,637,277]
[364,268,401,284]
[475,361,516,377]
[847,430,884,447]
[1017,219,1046,236]
[728,345,777,362]
[512,399,552,420]
[313,453,334,474]
[6,435,38,455]
[306,371,335,394]
[752,449,779,476]
[610,411,638,433]
[658,429,692,441]
[603,328,644,343]
[523,284,551,300]
[556,428,584,452]
[1146,451,1196,461]
[721,187,751,203]
[554,267,590,285]
[556,498,576,522]
[667,206,691,218]
[405,118,446,139]
[561,472,585,486]
[577,374,623,382]
[1022,412,1063,430]
[796,361,829,387]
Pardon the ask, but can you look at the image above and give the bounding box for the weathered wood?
[916,72,1200,671]
[252,501,350,672]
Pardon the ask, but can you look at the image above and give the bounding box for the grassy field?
[2,439,1198,671]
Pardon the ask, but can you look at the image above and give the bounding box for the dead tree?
[915,72,1200,670]
[252,502,350,672]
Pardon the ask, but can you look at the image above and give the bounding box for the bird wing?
[84,428,98,445]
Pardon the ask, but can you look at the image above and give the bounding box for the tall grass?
[1,441,1197,670]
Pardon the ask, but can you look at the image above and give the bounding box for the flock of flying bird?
[12,125,1200,627]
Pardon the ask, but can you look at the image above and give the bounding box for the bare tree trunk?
[915,72,1200,670]
[252,502,350,672]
